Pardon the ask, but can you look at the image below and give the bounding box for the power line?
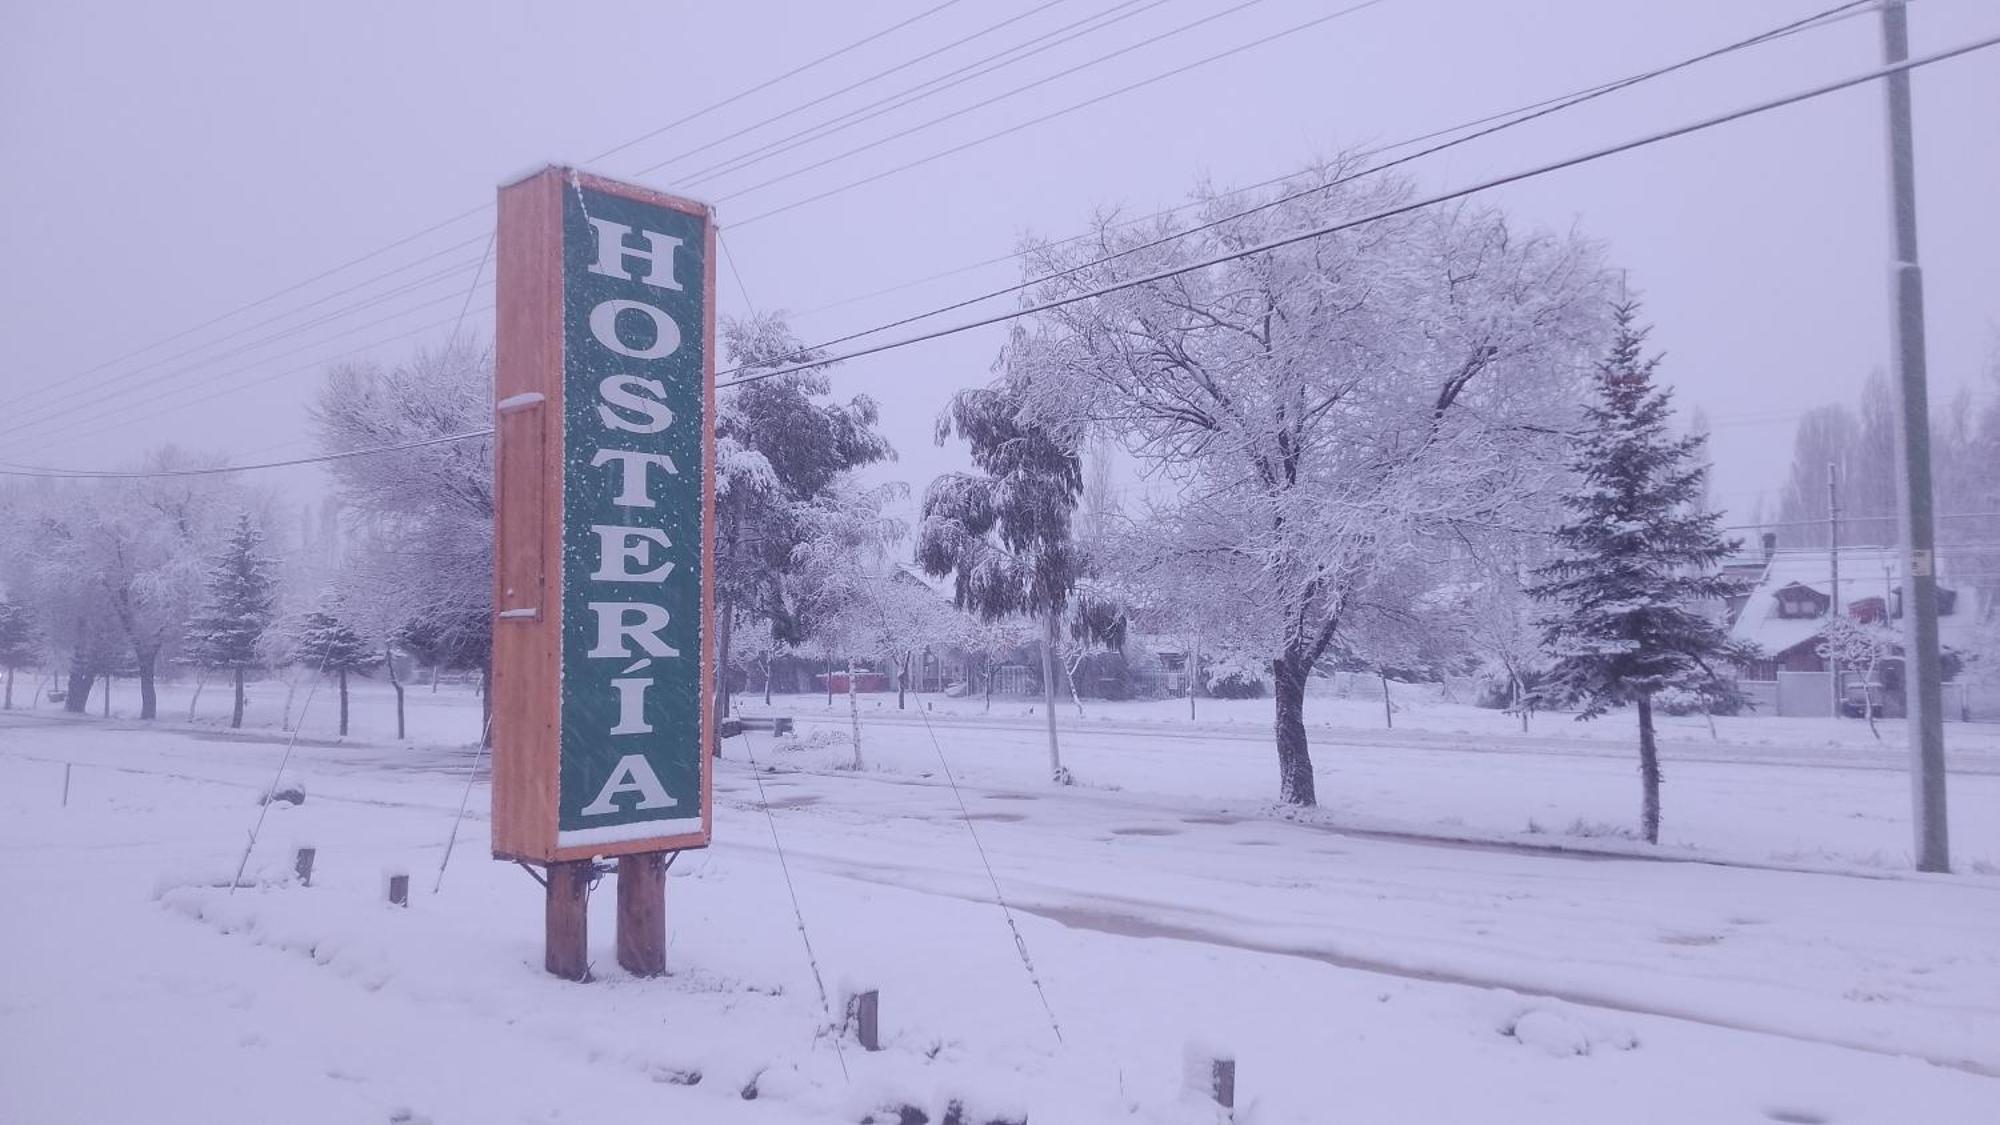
[740,0,1876,371]
[712,31,2000,388]
[585,0,975,166]
[21,0,1857,451]
[0,284,495,455]
[3,232,491,416]
[727,0,1393,227]
[10,0,978,417]
[780,0,1876,325]
[0,428,494,480]
[0,307,494,464]
[0,2,1153,451]
[2,0,1303,452]
[657,0,1239,190]
[627,0,1116,182]
[12,30,1994,482]
[0,256,491,445]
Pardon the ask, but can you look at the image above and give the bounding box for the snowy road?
[4,706,1998,1123]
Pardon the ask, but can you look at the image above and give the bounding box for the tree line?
[5,158,1994,844]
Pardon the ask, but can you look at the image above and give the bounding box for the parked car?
[1839,681,1886,719]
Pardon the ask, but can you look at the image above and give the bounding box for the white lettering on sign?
[590,525,674,582]
[591,449,679,507]
[585,217,685,292]
[586,602,681,658]
[579,753,678,816]
[590,300,682,360]
[608,676,655,735]
[596,374,675,433]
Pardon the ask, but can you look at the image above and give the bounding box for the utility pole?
[1879,0,1949,873]
[1828,461,1842,716]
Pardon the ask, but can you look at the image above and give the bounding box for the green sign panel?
[555,183,708,848]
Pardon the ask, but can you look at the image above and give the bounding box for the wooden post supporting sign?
[491,166,716,979]
[615,852,668,976]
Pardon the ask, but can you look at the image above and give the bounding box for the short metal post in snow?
[61,763,71,807]
[293,846,316,887]
[1184,1044,1234,1113]
[846,988,880,1051]
[387,873,409,908]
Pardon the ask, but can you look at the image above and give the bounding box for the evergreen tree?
[1530,304,1746,844]
[918,376,1121,783]
[185,515,278,729]
[0,601,40,710]
[293,605,381,737]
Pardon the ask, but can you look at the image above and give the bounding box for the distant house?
[1729,544,1977,680]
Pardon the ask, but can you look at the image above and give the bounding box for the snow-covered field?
[3,681,1997,1123]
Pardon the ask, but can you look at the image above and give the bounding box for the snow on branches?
[1005,158,1610,804]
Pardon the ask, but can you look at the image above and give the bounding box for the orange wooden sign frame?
[490,165,716,864]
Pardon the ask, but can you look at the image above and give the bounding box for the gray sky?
[3,0,1995,523]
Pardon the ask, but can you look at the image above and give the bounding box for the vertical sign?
[492,166,715,864]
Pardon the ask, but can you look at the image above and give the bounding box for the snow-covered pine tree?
[1530,303,1746,844]
[185,515,278,729]
[0,600,39,710]
[293,604,381,737]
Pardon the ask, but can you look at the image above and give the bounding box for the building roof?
[1729,546,1980,658]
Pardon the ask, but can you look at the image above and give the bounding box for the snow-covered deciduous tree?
[1816,616,1895,740]
[714,313,895,718]
[292,603,382,737]
[918,377,1107,784]
[314,345,494,731]
[859,568,960,710]
[1530,303,1747,844]
[781,481,907,768]
[185,514,280,729]
[0,450,239,718]
[1009,161,1609,805]
[0,600,39,710]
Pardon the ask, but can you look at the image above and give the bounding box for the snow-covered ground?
[3,682,1997,1122]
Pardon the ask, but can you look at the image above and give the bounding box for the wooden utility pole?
[1879,0,1949,872]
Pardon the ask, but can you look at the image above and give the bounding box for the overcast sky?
[2,0,1995,529]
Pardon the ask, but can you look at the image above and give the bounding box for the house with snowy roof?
[1729,543,1986,716]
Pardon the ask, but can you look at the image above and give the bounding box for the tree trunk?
[1064,645,1087,719]
[983,657,993,714]
[1273,652,1316,807]
[136,645,159,721]
[479,660,492,748]
[3,665,11,710]
[1636,692,1662,845]
[897,654,907,710]
[64,669,94,715]
[338,668,350,737]
[387,644,406,740]
[1380,671,1393,729]
[281,671,299,732]
[1188,629,1200,722]
[102,676,111,717]
[846,657,863,770]
[763,649,773,706]
[716,600,734,719]
[1040,611,1066,784]
[825,655,834,706]
[231,667,246,729]
[188,668,207,721]
[1513,673,1528,733]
